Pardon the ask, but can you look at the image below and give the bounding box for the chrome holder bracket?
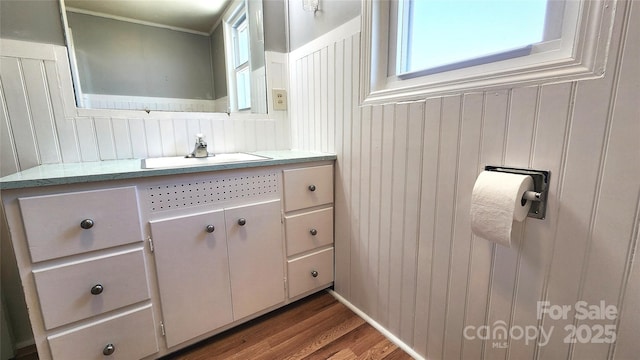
[484,166,550,220]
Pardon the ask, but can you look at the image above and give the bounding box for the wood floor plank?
[356,339,400,360]
[382,348,410,360]
[264,303,353,347]
[253,305,363,359]
[171,292,337,359]
[277,310,365,359]
[327,348,357,360]
[167,291,411,360]
[306,323,385,359]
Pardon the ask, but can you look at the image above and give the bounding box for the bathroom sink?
[141,153,270,169]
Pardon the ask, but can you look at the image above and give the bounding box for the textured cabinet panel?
[283,165,333,212]
[19,187,142,262]
[285,207,333,256]
[33,249,149,330]
[287,247,334,298]
[47,305,157,360]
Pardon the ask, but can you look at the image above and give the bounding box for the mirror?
[60,0,268,114]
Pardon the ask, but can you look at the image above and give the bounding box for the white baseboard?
[327,289,425,360]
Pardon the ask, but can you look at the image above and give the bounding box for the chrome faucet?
[186,134,209,158]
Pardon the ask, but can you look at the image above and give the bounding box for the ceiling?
[64,0,233,34]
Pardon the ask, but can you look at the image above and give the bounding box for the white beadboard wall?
[0,39,290,178]
[289,2,639,359]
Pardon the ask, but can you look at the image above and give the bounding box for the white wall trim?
[0,38,57,61]
[81,93,220,113]
[265,50,289,113]
[328,290,425,360]
[289,16,361,61]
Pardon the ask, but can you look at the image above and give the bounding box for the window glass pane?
[404,0,548,72]
[236,21,249,66]
[236,67,251,110]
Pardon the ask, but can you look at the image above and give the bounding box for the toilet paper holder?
[484,166,550,220]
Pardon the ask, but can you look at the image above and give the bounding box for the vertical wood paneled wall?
[0,39,290,178]
[289,4,639,359]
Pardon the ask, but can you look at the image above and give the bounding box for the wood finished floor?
[163,291,412,360]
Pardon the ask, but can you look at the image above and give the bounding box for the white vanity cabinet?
[1,155,335,360]
[149,199,285,348]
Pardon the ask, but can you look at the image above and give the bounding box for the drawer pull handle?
[206,225,215,233]
[80,219,94,229]
[308,184,316,192]
[311,270,319,278]
[310,229,318,236]
[103,343,115,356]
[238,218,247,226]
[90,284,104,295]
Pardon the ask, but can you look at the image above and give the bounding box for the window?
[361,0,616,104]
[231,13,251,110]
[224,1,252,112]
[398,0,549,76]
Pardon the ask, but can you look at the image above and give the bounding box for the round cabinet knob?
[90,284,104,295]
[311,270,319,278]
[103,343,115,356]
[309,229,318,236]
[206,225,215,233]
[80,219,94,229]
[238,218,247,226]
[308,184,316,192]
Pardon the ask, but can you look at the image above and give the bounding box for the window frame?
[224,0,252,112]
[360,0,617,105]
[231,12,251,110]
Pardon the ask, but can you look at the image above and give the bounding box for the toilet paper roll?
[470,171,534,247]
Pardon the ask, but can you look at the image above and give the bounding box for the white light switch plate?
[272,89,287,110]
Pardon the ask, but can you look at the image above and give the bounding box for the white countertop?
[0,150,336,190]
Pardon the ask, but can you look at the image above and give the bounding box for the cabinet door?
[225,200,285,320]
[150,209,233,348]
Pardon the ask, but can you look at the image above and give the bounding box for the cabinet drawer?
[47,305,158,360]
[19,187,143,262]
[283,165,333,212]
[285,207,333,256]
[33,249,150,329]
[287,247,334,298]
